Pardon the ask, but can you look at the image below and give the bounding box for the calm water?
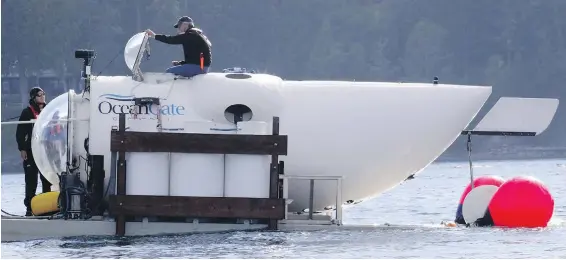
[2,159,565,259]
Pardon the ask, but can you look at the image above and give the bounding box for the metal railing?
[279,174,344,225]
[1,118,89,125]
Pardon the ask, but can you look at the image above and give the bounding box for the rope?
[94,49,123,79]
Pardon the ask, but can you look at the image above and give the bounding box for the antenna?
[74,49,95,92]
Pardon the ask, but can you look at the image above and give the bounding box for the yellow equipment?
[30,191,60,216]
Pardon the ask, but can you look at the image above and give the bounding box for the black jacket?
[16,102,42,152]
[155,28,212,67]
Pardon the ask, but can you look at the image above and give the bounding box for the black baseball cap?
[174,16,193,28]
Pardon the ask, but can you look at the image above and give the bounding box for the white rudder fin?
[462,97,559,136]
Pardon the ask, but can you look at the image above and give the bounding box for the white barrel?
[224,121,271,198]
[125,117,170,196]
[169,121,226,197]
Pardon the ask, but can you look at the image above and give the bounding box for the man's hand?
[20,150,27,161]
[145,29,155,38]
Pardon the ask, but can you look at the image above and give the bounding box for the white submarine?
[1,32,559,241]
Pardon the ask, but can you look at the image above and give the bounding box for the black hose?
[1,209,62,219]
[1,209,24,217]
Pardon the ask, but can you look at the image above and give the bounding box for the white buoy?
[462,185,499,224]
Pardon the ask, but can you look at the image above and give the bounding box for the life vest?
[188,28,211,71]
[50,124,62,135]
[188,28,211,47]
[28,105,39,119]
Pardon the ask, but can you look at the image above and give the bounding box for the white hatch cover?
[124,32,150,82]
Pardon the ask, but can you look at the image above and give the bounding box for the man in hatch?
[45,110,66,173]
[145,16,212,77]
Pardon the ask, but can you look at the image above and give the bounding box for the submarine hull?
[32,73,491,212]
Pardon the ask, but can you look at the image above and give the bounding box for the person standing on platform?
[16,86,52,216]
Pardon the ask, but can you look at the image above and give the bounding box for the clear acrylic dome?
[124,32,146,71]
[31,92,69,190]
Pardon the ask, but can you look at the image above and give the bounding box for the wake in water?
[365,216,566,231]
[547,217,565,227]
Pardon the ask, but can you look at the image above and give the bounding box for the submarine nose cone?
[31,92,70,190]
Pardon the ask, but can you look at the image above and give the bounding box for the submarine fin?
[461,97,559,136]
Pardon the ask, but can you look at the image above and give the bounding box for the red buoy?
[458,176,506,204]
[454,175,505,224]
[488,176,554,228]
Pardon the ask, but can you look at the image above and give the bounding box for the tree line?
[2,0,565,171]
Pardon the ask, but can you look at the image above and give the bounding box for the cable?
[94,49,124,79]
[1,209,62,219]
[1,209,23,217]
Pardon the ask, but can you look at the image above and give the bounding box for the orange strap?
[200,53,204,70]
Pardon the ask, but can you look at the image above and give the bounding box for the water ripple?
[2,159,566,258]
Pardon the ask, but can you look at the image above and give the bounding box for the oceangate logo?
[97,94,186,116]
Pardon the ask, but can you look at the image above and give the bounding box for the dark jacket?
[155,28,212,67]
[16,102,42,152]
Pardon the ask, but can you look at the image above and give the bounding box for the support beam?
[108,195,285,219]
[268,117,281,230]
[460,130,536,136]
[110,131,287,155]
[115,113,127,236]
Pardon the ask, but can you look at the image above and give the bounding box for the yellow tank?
[30,191,60,216]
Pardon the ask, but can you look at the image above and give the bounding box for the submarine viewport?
[31,92,70,189]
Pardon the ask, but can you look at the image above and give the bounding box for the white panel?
[169,121,225,197]
[473,97,559,135]
[224,121,271,198]
[126,152,170,196]
[125,113,169,196]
